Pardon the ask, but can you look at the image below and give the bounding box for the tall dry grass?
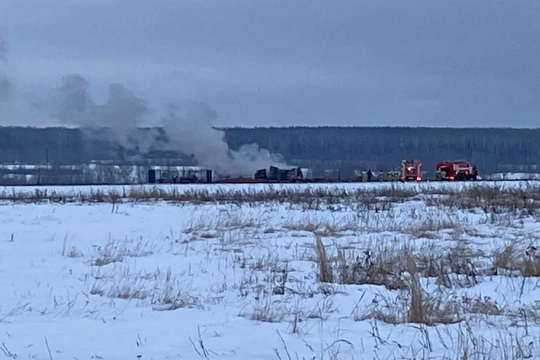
[3,184,540,219]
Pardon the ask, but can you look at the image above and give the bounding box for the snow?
[1,182,540,359]
[488,172,540,181]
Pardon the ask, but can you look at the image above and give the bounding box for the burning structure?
[255,166,304,182]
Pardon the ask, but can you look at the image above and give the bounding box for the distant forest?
[1,126,539,177]
[223,126,540,177]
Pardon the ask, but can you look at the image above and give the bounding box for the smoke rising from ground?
[51,74,289,176]
[160,102,288,177]
[0,36,289,177]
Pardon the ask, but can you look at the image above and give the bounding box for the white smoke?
[0,36,289,177]
[51,74,151,154]
[0,36,10,101]
[0,72,8,101]
[0,35,55,123]
[159,102,288,177]
[0,36,6,63]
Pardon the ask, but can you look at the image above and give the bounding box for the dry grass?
[407,256,424,323]
[426,184,540,215]
[335,244,408,290]
[406,219,461,239]
[90,238,156,266]
[0,184,418,208]
[491,244,540,277]
[151,269,202,311]
[89,266,202,311]
[315,236,333,283]
[3,185,540,228]
[522,256,540,277]
[0,185,415,206]
[455,329,539,360]
[250,302,288,323]
[354,282,505,327]
[37,181,540,359]
[355,254,462,326]
[313,238,484,292]
[492,244,517,273]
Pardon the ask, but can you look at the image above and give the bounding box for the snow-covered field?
[2,181,540,359]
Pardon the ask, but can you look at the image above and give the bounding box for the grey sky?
[0,0,539,127]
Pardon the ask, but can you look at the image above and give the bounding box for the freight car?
[147,166,213,184]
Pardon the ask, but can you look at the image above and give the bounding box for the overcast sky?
[0,0,539,128]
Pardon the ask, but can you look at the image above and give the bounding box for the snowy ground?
[2,182,540,359]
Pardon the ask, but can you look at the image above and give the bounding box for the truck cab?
[436,160,477,181]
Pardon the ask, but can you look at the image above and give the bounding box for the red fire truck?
[400,159,422,182]
[435,160,478,181]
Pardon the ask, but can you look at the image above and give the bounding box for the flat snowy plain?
[2,181,540,360]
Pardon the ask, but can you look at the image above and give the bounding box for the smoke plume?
[159,102,288,177]
[0,35,289,177]
[0,36,9,100]
[52,74,152,153]
[48,74,289,176]
[0,73,9,101]
[0,36,7,63]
